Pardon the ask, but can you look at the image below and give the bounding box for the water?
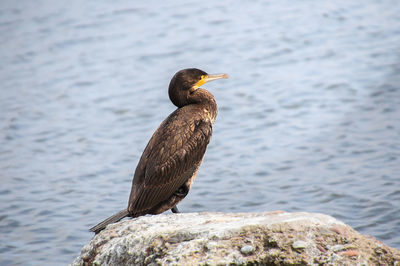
[1,0,400,264]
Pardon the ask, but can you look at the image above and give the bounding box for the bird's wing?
[128,112,213,214]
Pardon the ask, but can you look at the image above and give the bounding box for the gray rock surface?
[72,211,400,265]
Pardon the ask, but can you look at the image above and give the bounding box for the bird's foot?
[171,206,180,213]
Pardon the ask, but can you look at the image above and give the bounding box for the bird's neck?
[188,89,218,122]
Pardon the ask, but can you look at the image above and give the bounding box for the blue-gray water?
[1,0,400,264]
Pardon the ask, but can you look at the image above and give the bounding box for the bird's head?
[168,68,228,107]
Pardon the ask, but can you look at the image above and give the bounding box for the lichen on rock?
[72,211,400,265]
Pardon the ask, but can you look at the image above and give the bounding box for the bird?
[90,68,228,234]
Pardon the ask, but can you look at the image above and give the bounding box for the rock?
[330,244,346,252]
[72,211,400,265]
[292,240,308,249]
[240,245,254,255]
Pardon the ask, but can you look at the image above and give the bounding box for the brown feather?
[128,104,213,215]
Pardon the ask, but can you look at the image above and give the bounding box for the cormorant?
[90,68,228,234]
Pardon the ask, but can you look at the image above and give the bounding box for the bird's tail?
[90,209,130,234]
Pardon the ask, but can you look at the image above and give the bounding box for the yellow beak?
[193,73,229,89]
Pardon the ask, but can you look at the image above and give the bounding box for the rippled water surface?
[1,0,400,264]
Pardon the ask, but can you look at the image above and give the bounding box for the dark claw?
[171,206,180,213]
